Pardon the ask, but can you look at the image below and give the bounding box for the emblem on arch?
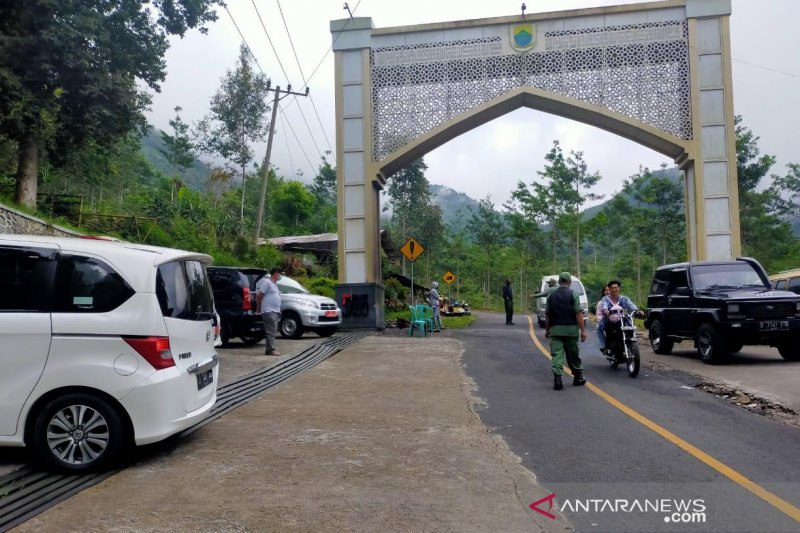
[510,23,536,52]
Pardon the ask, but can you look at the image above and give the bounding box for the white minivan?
[534,274,589,326]
[0,235,219,472]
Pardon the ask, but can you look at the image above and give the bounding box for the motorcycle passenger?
[598,279,640,355]
[595,284,610,354]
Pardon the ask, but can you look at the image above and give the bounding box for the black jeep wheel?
[778,343,800,361]
[239,333,265,345]
[220,322,231,347]
[697,323,727,364]
[648,319,674,355]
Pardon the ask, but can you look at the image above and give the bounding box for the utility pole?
[254,84,310,246]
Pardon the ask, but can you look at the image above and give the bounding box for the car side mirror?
[673,286,692,296]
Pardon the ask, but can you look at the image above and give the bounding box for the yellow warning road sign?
[400,238,424,262]
[443,271,456,284]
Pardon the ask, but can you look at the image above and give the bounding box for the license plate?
[196,369,214,390]
[759,320,789,331]
[324,310,338,318]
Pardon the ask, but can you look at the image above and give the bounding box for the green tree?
[467,196,507,308]
[195,44,271,223]
[271,181,317,231]
[0,0,221,208]
[624,167,685,265]
[308,155,337,233]
[768,163,800,222]
[384,158,437,274]
[564,150,603,276]
[160,106,195,203]
[310,153,336,204]
[733,116,797,267]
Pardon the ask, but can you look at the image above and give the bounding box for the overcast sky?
[146,0,800,209]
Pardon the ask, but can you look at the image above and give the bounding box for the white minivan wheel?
[33,393,128,473]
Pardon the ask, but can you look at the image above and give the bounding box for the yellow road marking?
[526,315,800,523]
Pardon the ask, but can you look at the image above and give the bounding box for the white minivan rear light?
[124,336,175,370]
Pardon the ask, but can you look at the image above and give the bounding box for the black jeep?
[207,266,267,346]
[644,257,800,363]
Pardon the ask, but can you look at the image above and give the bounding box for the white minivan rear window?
[156,261,214,320]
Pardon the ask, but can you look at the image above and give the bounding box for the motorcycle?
[603,306,642,378]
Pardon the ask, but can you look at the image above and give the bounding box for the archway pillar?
[684,0,741,261]
[332,17,385,328]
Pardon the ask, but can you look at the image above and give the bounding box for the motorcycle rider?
[598,279,642,355]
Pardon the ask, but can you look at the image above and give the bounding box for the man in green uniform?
[545,271,588,390]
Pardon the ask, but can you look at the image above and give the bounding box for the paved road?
[461,311,800,532]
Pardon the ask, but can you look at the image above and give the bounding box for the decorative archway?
[331,0,739,328]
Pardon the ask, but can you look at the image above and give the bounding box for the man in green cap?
[545,271,588,390]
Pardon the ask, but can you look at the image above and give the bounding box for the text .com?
[531,494,707,524]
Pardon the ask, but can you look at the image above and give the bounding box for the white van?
[534,274,589,326]
[0,235,219,472]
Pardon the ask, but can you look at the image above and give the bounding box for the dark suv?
[207,266,267,346]
[644,257,800,363]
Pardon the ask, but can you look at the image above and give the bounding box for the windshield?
[277,276,310,294]
[691,263,766,290]
[570,280,585,295]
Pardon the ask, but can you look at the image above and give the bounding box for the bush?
[383,277,408,311]
[303,276,336,298]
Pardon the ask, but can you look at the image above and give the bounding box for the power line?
[278,110,297,179]
[223,4,265,73]
[223,3,317,180]
[250,0,291,84]
[732,57,800,79]
[250,0,324,164]
[279,104,316,172]
[255,84,310,245]
[304,0,363,89]
[276,0,334,156]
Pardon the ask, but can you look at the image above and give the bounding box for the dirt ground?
[14,332,567,533]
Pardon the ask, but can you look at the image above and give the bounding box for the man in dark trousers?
[502,278,514,325]
[545,271,588,390]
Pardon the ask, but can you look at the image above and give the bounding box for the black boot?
[573,370,587,386]
[553,375,563,390]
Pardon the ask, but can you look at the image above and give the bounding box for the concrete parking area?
[0,334,325,479]
[12,330,561,533]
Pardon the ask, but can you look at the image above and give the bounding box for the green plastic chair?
[416,304,436,332]
[408,305,428,336]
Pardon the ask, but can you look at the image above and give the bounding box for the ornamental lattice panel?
[371,21,690,162]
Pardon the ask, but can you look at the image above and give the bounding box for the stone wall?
[0,203,82,237]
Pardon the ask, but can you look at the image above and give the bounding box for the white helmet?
[432,281,439,289]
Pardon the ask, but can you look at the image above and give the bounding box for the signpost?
[442,271,456,304]
[400,238,425,304]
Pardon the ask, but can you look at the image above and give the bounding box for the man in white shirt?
[256,267,283,355]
